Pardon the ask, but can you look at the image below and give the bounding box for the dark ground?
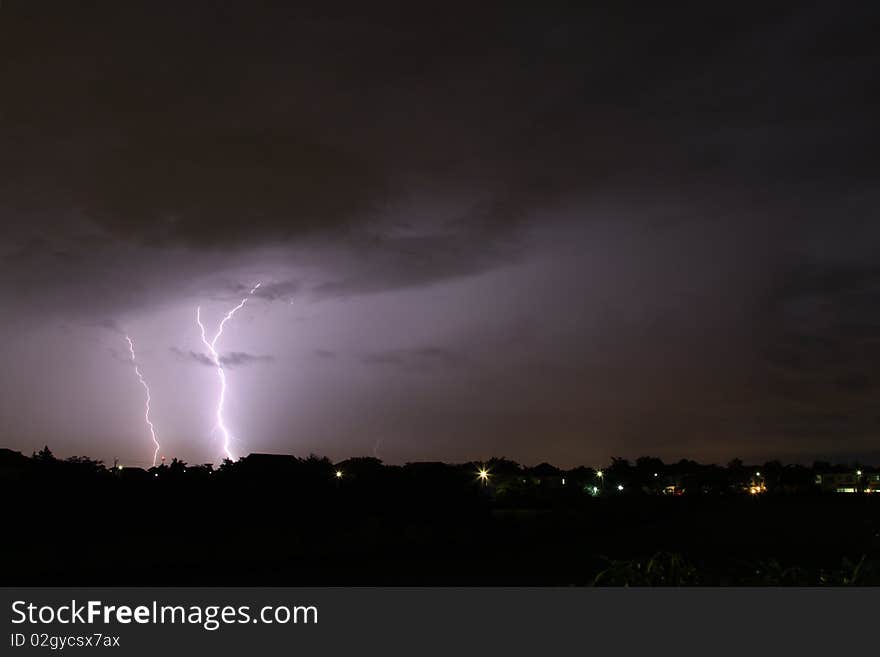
[3,459,879,585]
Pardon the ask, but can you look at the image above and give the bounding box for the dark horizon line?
[7,445,879,473]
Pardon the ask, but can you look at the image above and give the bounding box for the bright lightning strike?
[196,282,262,461]
[125,335,161,467]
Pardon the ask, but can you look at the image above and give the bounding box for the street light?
[477,468,490,485]
[617,484,624,491]
[335,470,343,479]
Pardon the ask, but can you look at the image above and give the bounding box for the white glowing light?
[125,335,161,467]
[197,282,262,461]
[617,484,624,491]
[335,470,343,479]
[478,468,490,482]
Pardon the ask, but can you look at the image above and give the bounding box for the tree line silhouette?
[8,446,878,498]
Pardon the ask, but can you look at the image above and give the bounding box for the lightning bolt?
[125,335,161,467]
[197,282,262,461]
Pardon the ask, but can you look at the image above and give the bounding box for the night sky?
[2,2,880,467]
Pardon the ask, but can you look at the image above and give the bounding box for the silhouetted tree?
[609,457,631,471]
[64,456,105,474]
[566,466,596,487]
[486,457,522,476]
[529,462,560,478]
[33,446,55,463]
[169,458,187,476]
[635,456,664,473]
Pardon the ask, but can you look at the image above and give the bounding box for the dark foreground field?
[3,454,879,586]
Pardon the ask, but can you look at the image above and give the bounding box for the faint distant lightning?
[125,335,161,467]
[196,282,262,461]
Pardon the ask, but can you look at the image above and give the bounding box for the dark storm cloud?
[221,352,275,368]
[80,136,384,247]
[207,278,304,303]
[2,1,880,464]
[764,262,880,366]
[2,4,387,248]
[170,349,215,368]
[834,375,874,394]
[251,281,303,301]
[3,1,878,301]
[770,263,880,311]
[90,318,125,336]
[360,347,468,372]
[310,231,522,299]
[170,347,274,368]
[751,256,880,451]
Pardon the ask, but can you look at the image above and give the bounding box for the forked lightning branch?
[123,283,262,465]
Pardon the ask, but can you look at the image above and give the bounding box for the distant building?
[815,471,879,493]
[240,453,298,470]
